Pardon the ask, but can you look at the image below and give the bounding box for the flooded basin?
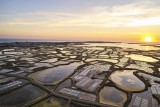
[125,54,158,62]
[126,61,154,73]
[20,57,37,62]
[0,55,6,59]
[2,49,15,51]
[85,47,104,50]
[3,51,24,55]
[41,58,58,63]
[110,70,145,92]
[85,58,118,63]
[0,84,47,107]
[81,43,160,51]
[99,86,127,107]
[29,62,83,85]
[55,79,72,92]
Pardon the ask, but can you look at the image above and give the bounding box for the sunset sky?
[0,0,160,42]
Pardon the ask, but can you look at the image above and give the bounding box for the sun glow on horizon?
[144,36,152,42]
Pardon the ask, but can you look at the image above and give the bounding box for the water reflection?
[79,43,160,51]
[125,54,158,62]
[0,84,47,107]
[85,47,104,50]
[110,70,145,92]
[85,58,118,63]
[29,62,83,85]
[145,46,149,51]
[41,58,57,63]
[99,86,127,107]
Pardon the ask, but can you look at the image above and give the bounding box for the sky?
[0,0,160,42]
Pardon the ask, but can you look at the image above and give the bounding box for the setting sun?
[145,36,152,42]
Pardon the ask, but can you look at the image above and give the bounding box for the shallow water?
[80,43,160,51]
[2,49,15,51]
[85,58,118,63]
[4,52,24,55]
[110,70,145,92]
[0,56,6,58]
[0,84,47,107]
[125,54,158,62]
[29,62,83,85]
[99,86,127,107]
[41,58,57,63]
[20,57,37,62]
[85,47,104,50]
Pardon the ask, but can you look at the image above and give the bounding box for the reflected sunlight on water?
[99,86,127,107]
[109,70,145,92]
[125,54,158,62]
[79,43,160,51]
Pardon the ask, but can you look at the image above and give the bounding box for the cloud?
[1,0,160,27]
